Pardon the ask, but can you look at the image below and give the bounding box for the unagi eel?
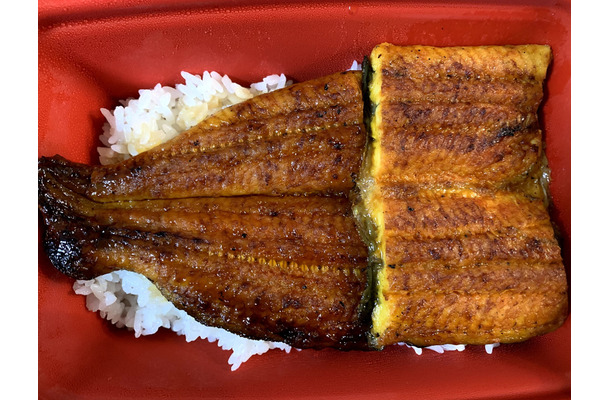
[355,43,568,348]
[38,71,371,349]
[79,71,365,201]
[38,46,569,351]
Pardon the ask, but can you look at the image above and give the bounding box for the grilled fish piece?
[38,70,370,349]
[375,186,566,347]
[72,71,365,202]
[38,161,371,349]
[356,43,568,348]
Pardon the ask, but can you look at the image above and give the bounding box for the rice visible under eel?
[74,271,292,371]
[97,70,293,165]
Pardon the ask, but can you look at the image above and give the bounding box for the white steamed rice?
[97,71,292,164]
[73,271,291,371]
[75,61,497,371]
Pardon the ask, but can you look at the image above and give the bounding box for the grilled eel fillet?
[38,71,371,350]
[78,71,365,201]
[355,44,568,348]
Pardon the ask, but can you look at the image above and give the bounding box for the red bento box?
[38,1,571,399]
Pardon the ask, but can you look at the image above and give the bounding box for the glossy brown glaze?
[373,44,549,193]
[380,187,567,346]
[38,162,370,349]
[82,71,365,201]
[365,44,568,348]
[38,47,568,351]
[37,70,371,349]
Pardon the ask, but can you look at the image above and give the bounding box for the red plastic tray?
[38,1,571,399]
